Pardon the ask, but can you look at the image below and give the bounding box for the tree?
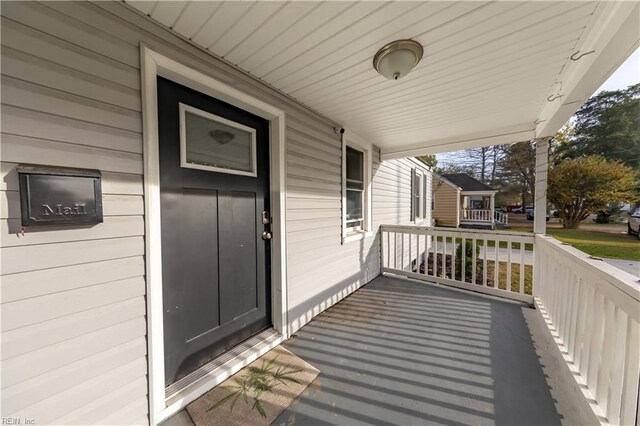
[498,141,536,206]
[434,145,506,185]
[548,156,637,229]
[433,162,475,176]
[549,122,575,165]
[555,83,640,169]
[418,155,437,168]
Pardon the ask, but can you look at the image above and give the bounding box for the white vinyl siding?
[0,2,432,424]
[1,2,147,424]
[373,158,432,273]
[373,159,432,227]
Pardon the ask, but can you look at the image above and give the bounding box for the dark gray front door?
[157,77,271,386]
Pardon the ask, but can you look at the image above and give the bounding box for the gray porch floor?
[273,275,597,426]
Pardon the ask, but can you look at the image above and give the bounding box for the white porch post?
[533,138,550,234]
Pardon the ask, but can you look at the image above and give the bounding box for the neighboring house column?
[490,193,495,229]
[534,138,550,234]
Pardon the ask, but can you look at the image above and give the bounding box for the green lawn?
[438,236,533,250]
[507,227,640,261]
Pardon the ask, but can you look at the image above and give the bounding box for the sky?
[595,47,639,94]
[436,47,640,165]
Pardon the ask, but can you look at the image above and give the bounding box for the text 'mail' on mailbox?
[17,166,103,227]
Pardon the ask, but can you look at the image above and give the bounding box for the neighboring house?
[432,173,507,229]
[431,174,461,227]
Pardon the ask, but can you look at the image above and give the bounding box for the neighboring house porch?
[433,173,508,229]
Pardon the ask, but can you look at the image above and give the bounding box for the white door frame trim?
[140,45,288,425]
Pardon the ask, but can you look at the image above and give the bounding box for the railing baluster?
[579,285,596,374]
[604,308,625,422]
[441,233,446,278]
[401,232,405,271]
[562,269,574,344]
[461,237,466,282]
[482,238,488,287]
[415,233,419,273]
[451,237,456,281]
[408,232,412,272]
[558,266,570,342]
[566,274,580,360]
[572,279,587,365]
[596,300,616,409]
[494,239,499,289]
[519,243,525,293]
[432,235,437,277]
[386,231,390,269]
[620,318,639,425]
[506,239,512,292]
[587,291,606,391]
[472,238,477,285]
[393,232,397,270]
[422,235,429,275]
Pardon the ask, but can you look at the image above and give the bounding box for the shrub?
[454,239,482,282]
[595,203,622,223]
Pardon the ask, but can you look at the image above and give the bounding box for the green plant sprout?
[210,356,302,418]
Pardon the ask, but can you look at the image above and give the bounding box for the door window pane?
[180,103,256,176]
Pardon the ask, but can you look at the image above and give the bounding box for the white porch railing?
[460,209,509,226]
[380,225,534,303]
[534,235,640,425]
[494,210,508,226]
[460,208,492,222]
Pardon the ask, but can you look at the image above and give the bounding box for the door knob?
[262,231,272,240]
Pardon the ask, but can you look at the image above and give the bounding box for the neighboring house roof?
[433,174,461,191]
[440,173,495,192]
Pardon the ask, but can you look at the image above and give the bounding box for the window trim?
[412,168,428,223]
[345,146,365,232]
[342,131,373,244]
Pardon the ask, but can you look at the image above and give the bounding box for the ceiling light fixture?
[373,39,423,80]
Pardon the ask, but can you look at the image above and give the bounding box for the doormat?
[186,346,319,426]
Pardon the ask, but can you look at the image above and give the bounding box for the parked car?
[527,210,550,221]
[513,205,533,214]
[628,208,640,240]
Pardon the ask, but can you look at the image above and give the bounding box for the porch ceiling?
[126,1,639,158]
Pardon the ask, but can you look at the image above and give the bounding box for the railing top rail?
[380,224,534,240]
[537,234,640,303]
